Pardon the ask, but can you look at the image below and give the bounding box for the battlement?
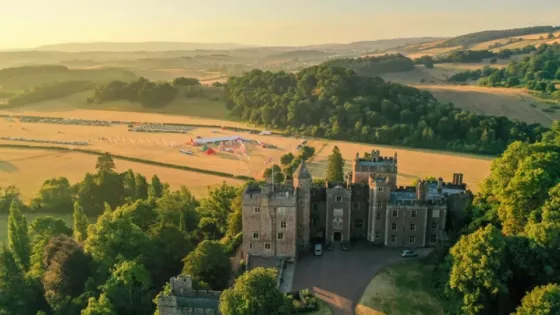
[355,150,397,164]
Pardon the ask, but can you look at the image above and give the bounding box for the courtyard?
[291,243,432,315]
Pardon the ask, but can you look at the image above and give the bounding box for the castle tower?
[367,175,392,243]
[293,161,312,250]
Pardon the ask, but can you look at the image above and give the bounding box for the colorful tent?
[204,148,216,155]
[200,144,209,151]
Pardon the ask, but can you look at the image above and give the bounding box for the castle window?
[391,235,397,243]
[312,217,318,227]
[254,207,260,213]
[335,196,342,202]
[333,208,343,218]
[277,233,284,240]
[300,183,304,188]
[299,200,304,207]
[252,232,259,240]
[264,243,271,250]
[249,243,252,249]
[353,202,359,210]
[431,222,438,230]
[376,212,381,220]
[333,218,343,229]
[432,209,440,218]
[409,236,416,244]
[280,221,286,229]
[377,201,382,207]
[277,207,286,215]
[312,204,318,212]
[411,210,417,218]
[392,210,398,218]
[410,223,416,231]
[391,223,397,231]
[375,231,381,239]
[354,219,363,229]
[377,187,383,192]
[430,234,437,243]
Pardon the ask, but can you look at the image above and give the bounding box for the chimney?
[394,152,398,163]
[457,173,464,186]
[437,177,443,194]
[416,180,426,201]
[285,176,293,188]
[452,173,458,185]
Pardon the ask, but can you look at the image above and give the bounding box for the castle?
[157,275,222,315]
[242,149,471,259]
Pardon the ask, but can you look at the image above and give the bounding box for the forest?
[90,77,178,107]
[415,45,536,66]
[431,123,560,314]
[437,25,560,48]
[322,54,415,76]
[225,65,547,155]
[7,81,94,106]
[448,44,560,99]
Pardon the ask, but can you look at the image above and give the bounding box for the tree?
[8,201,31,271]
[102,260,153,315]
[449,225,511,314]
[298,146,315,161]
[81,294,116,315]
[150,175,164,199]
[42,236,92,313]
[0,185,23,213]
[135,173,149,200]
[156,187,199,231]
[76,173,102,216]
[84,210,151,270]
[219,267,291,315]
[280,153,295,166]
[31,177,74,213]
[326,146,345,182]
[0,248,34,315]
[514,284,560,315]
[182,240,231,290]
[29,216,72,240]
[264,165,285,183]
[197,182,238,239]
[118,199,158,232]
[95,153,115,174]
[73,201,89,243]
[122,169,137,201]
[227,194,243,237]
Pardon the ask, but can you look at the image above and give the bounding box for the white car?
[314,244,323,256]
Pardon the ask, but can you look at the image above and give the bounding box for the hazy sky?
[1,0,559,49]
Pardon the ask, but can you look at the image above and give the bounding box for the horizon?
[2,0,560,50]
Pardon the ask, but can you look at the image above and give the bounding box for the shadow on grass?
[0,161,18,173]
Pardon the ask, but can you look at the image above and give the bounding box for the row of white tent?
[1,136,89,146]
[129,123,195,134]
[19,117,111,126]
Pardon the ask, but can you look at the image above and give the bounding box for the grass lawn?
[356,259,443,315]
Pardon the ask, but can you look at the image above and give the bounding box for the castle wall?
[310,200,326,242]
[295,180,312,250]
[384,205,429,248]
[325,185,352,242]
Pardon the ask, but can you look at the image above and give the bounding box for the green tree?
[298,146,315,161]
[264,164,285,183]
[102,260,153,315]
[326,146,345,182]
[182,240,231,290]
[76,173,102,216]
[134,173,149,200]
[0,248,34,315]
[219,267,291,315]
[525,183,560,249]
[514,284,560,315]
[150,175,164,199]
[122,169,137,201]
[0,185,23,213]
[95,153,115,173]
[8,201,31,271]
[280,153,295,166]
[197,183,239,239]
[227,194,243,237]
[118,199,158,232]
[449,225,511,314]
[73,201,89,243]
[31,177,74,213]
[81,294,116,315]
[84,210,151,270]
[29,216,72,240]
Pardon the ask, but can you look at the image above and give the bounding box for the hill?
[323,54,415,76]
[438,25,560,48]
[34,41,254,52]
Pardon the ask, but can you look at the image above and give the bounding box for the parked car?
[314,244,323,256]
[400,249,417,258]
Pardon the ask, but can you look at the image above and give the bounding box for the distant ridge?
[438,25,560,48]
[35,42,256,52]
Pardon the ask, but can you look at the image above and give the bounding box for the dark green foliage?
[7,81,93,106]
[29,216,72,240]
[172,77,200,86]
[219,267,291,315]
[438,25,560,48]
[118,199,158,232]
[264,164,285,183]
[226,65,546,155]
[280,152,295,165]
[0,185,23,213]
[156,187,200,231]
[197,183,238,240]
[8,201,31,271]
[298,145,315,161]
[0,248,34,315]
[0,65,69,79]
[101,261,153,315]
[182,240,231,290]
[73,201,89,243]
[326,146,344,182]
[323,54,415,76]
[92,77,178,108]
[150,175,164,199]
[514,284,560,315]
[31,177,74,213]
[437,49,496,63]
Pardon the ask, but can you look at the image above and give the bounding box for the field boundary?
[0,143,254,181]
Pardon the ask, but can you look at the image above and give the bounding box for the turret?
[416,180,427,201]
[293,161,312,189]
[437,177,443,194]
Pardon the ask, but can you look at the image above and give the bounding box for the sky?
[1,0,559,49]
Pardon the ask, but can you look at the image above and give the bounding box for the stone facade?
[157,275,221,315]
[242,150,471,259]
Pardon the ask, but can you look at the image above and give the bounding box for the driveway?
[291,243,431,315]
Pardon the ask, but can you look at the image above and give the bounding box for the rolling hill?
[35,41,254,52]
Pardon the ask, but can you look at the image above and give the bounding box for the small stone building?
[157,275,221,315]
[242,149,471,260]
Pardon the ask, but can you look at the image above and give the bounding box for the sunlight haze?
[1,0,560,49]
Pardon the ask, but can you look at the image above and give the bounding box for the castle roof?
[293,161,312,180]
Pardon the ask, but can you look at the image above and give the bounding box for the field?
[305,141,491,192]
[0,148,244,201]
[355,260,443,315]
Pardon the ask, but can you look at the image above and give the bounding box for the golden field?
[0,148,243,201]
